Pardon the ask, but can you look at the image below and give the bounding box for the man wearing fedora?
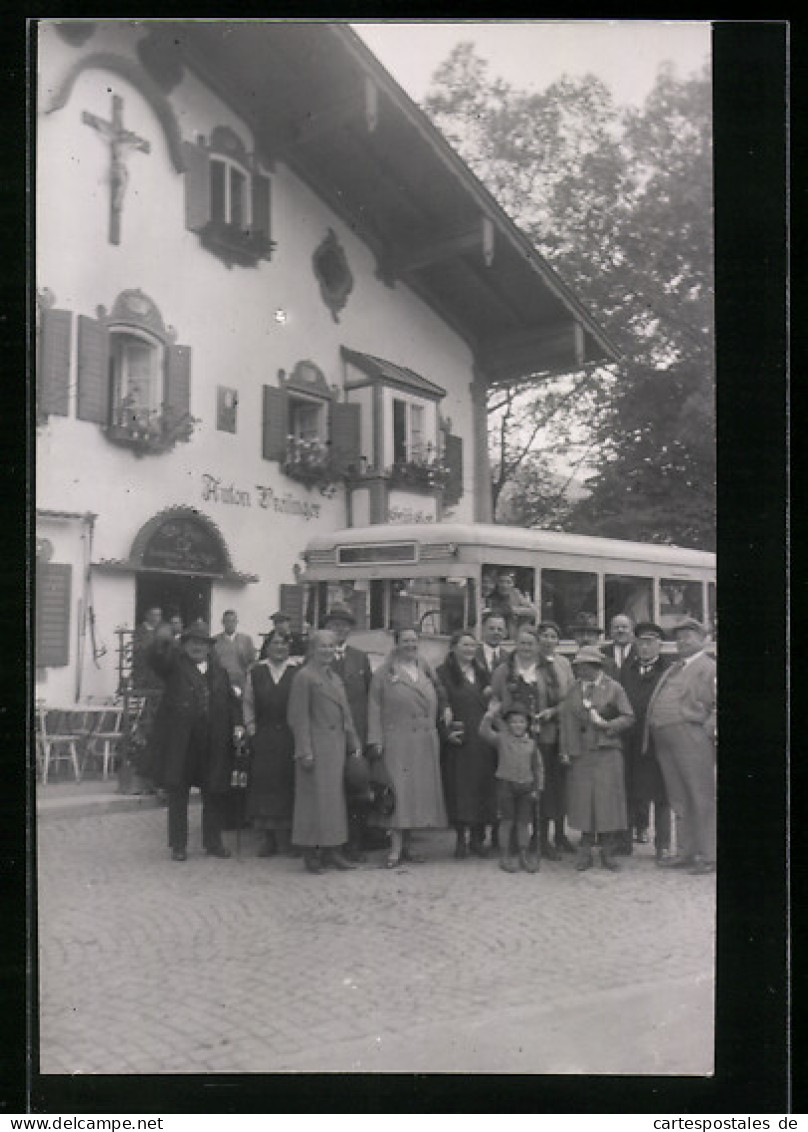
[644,618,716,875]
[323,601,376,859]
[148,619,239,861]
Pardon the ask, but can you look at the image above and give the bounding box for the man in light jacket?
[645,618,716,875]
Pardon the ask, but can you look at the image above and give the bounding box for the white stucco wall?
[36,22,478,701]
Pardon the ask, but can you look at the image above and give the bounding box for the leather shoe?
[206,845,231,859]
[575,852,593,871]
[657,855,694,869]
[304,852,324,874]
[326,849,358,870]
[600,854,622,872]
[171,848,187,862]
[688,858,716,875]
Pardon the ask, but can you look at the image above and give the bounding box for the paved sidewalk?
[36,806,716,1076]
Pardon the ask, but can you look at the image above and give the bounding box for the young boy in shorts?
[480,700,544,873]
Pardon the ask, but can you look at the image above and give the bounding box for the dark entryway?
[135,572,211,629]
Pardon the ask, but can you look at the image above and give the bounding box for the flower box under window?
[200,219,275,269]
[105,401,197,457]
[282,436,344,496]
[388,450,450,493]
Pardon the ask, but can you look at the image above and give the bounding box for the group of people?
[132,602,716,878]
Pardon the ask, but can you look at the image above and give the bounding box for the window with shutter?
[35,563,72,668]
[184,133,273,266]
[37,308,72,419]
[75,291,194,454]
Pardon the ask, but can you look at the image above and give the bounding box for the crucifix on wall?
[82,93,151,245]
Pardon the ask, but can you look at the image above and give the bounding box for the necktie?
[491,649,500,668]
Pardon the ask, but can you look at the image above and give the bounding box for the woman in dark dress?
[244,629,301,857]
[437,631,497,858]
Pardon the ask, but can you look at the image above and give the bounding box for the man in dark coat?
[475,611,510,680]
[602,613,637,678]
[618,621,672,857]
[323,602,379,857]
[148,619,238,861]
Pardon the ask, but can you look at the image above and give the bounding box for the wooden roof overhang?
[162,20,621,386]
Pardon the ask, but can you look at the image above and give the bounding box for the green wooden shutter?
[77,314,110,423]
[443,433,464,507]
[36,563,72,667]
[38,308,71,417]
[329,401,361,473]
[251,173,271,250]
[183,141,211,232]
[262,385,287,461]
[165,344,192,420]
[279,583,304,633]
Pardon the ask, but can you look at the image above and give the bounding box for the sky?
[354,20,711,109]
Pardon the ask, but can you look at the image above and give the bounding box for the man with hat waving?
[644,618,716,875]
[148,618,239,861]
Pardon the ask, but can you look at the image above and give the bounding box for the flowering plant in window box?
[282,436,343,497]
[200,219,275,268]
[105,398,199,457]
[388,446,450,492]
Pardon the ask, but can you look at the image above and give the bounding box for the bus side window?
[605,575,654,630]
[658,579,705,631]
[541,569,598,637]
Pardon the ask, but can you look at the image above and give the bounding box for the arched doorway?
[130,508,232,630]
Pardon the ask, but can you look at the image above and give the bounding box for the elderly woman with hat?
[147,619,239,861]
[367,627,449,868]
[558,645,635,871]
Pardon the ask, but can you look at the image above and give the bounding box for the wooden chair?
[36,704,83,784]
[80,705,125,780]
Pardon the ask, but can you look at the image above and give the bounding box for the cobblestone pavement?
[37,808,715,1075]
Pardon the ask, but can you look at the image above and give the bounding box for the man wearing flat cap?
[323,602,375,858]
[619,622,673,858]
[148,619,238,861]
[645,618,716,875]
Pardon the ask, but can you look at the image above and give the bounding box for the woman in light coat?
[287,630,361,874]
[558,646,634,871]
[367,627,449,868]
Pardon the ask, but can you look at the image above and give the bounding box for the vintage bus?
[296,522,716,666]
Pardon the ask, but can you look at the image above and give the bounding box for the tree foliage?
[424,47,715,548]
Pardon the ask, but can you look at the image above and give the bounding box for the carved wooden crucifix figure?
[82,94,150,245]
